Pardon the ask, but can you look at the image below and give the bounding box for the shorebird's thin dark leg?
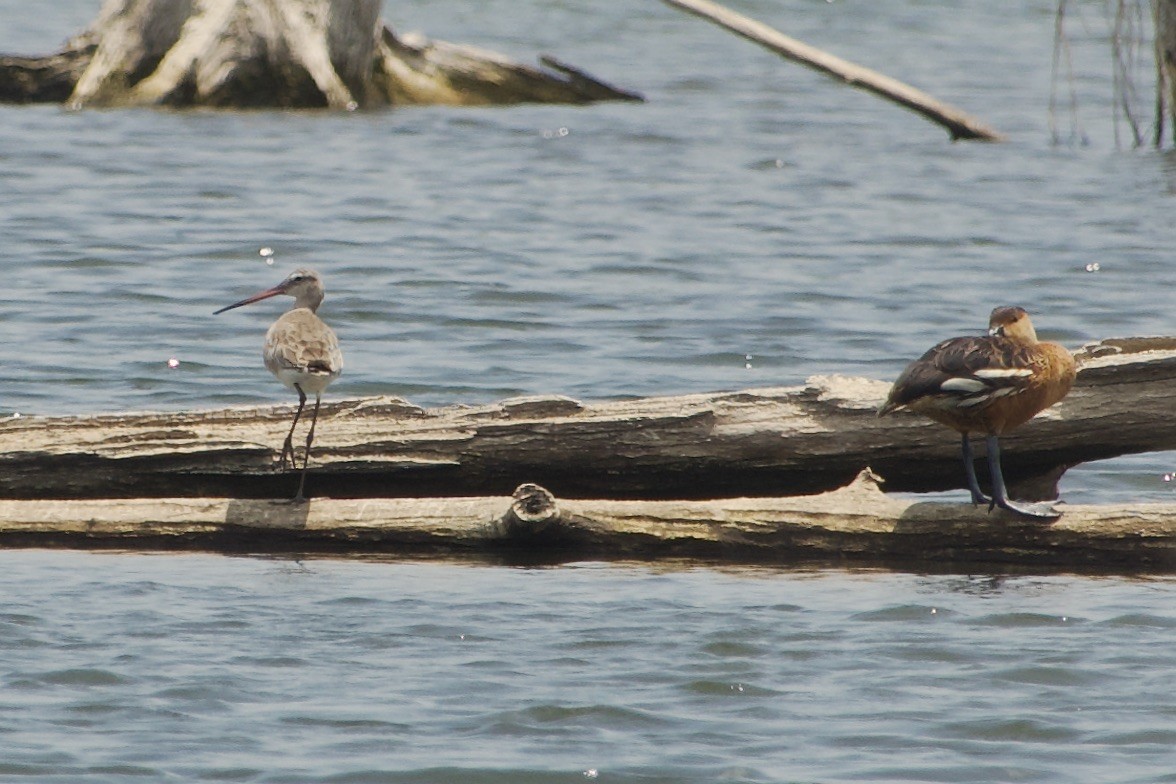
[961,433,991,506]
[293,392,321,503]
[985,434,1061,519]
[281,384,307,471]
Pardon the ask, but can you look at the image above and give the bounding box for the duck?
[878,306,1076,518]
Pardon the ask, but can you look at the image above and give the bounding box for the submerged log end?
[945,118,1006,143]
[538,55,645,102]
[375,30,643,107]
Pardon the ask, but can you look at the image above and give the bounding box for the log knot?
[484,483,574,544]
[510,483,558,525]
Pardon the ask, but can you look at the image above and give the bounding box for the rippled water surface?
[2,0,1176,780]
[0,553,1174,783]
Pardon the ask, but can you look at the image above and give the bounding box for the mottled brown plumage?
[879,306,1076,518]
[263,308,343,395]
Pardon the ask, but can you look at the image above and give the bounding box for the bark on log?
[0,337,1172,502]
[661,0,1004,142]
[0,0,641,108]
[0,472,1172,571]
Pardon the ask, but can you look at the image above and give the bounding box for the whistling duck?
[878,306,1076,519]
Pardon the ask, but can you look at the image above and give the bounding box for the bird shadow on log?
[223,497,312,530]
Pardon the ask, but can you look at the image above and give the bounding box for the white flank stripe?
[974,367,1032,379]
[940,377,987,393]
[955,395,991,408]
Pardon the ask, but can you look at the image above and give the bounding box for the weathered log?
[661,0,1004,142]
[0,338,1173,501]
[0,0,641,108]
[0,472,1172,571]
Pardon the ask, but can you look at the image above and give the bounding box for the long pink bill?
[213,286,284,315]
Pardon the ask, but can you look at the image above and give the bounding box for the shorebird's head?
[214,268,325,314]
[988,306,1037,343]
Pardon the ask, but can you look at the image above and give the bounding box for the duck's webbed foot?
[984,435,1062,520]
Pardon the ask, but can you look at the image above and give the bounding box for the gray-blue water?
[1,553,1174,783]
[2,0,1175,780]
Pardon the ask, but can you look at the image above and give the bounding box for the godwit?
[215,268,343,502]
[878,306,1076,518]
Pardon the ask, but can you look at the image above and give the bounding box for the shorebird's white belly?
[268,364,338,395]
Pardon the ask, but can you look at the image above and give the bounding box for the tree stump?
[0,0,642,108]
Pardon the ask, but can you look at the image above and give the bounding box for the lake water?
[1,552,1174,784]
[1,0,1175,780]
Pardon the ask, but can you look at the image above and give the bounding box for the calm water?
[2,1,1175,780]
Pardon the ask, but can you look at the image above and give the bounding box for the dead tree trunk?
[0,0,641,108]
[0,337,1172,502]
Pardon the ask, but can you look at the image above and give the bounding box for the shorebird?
[215,268,343,502]
[878,306,1076,519]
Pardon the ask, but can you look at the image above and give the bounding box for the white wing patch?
[938,366,1032,411]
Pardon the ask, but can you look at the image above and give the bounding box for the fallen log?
[0,337,1173,501]
[0,472,1171,571]
[661,0,1004,141]
[0,0,641,108]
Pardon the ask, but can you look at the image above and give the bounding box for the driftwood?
[0,0,641,108]
[0,472,1172,570]
[661,0,1004,142]
[0,337,1173,502]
